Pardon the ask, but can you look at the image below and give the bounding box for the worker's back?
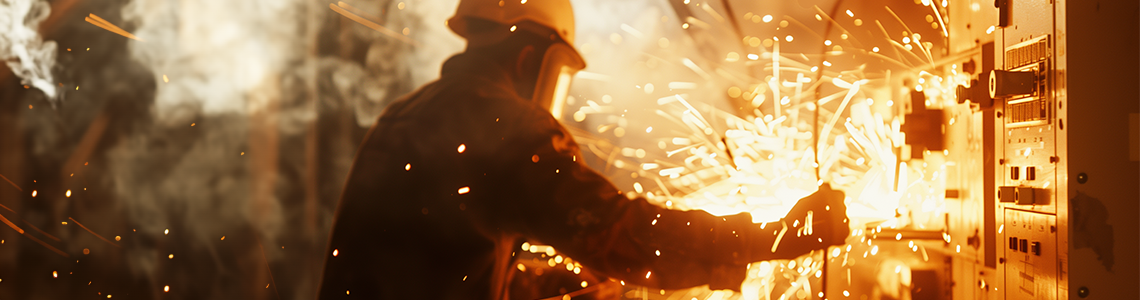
[318,50,590,299]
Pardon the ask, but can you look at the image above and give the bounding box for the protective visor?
[531,42,586,120]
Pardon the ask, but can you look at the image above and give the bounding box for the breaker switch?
[989,70,1036,99]
[1032,242,1042,256]
[999,186,1017,203]
[1009,237,1019,250]
[1016,187,1039,205]
[1020,239,1029,253]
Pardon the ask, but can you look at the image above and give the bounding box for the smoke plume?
[0,0,58,99]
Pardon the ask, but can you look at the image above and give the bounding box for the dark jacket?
[317,51,823,299]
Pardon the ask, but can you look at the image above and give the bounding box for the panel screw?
[1077,286,1090,298]
[1077,173,1088,184]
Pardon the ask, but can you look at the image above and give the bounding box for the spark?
[329,2,419,46]
[620,24,645,39]
[68,217,121,248]
[0,173,23,192]
[771,220,789,253]
[85,14,143,41]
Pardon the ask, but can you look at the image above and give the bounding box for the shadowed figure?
[317,0,850,299]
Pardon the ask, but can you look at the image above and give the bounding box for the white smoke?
[0,0,58,99]
[121,0,312,122]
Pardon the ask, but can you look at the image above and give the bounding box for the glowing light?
[896,233,902,240]
[458,187,471,194]
[332,249,338,256]
[53,271,58,278]
[581,281,588,288]
[31,190,36,197]
[164,229,169,235]
[655,250,661,256]
[65,190,71,197]
[785,35,793,42]
[168,254,174,259]
[164,286,169,292]
[85,14,143,41]
[405,163,411,171]
[762,15,772,22]
[457,144,466,153]
[872,47,879,52]
[846,10,854,17]
[509,25,517,32]
[645,271,652,279]
[115,236,121,241]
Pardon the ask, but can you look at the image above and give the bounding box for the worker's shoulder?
[398,77,545,121]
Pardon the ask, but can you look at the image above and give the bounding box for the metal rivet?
[1077,286,1090,298]
[1077,173,1088,184]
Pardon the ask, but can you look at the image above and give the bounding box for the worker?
[316,0,850,299]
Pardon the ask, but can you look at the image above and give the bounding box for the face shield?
[530,42,585,120]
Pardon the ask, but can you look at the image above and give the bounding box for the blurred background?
[0,0,978,299]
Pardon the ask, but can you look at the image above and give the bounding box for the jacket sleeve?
[482,109,814,291]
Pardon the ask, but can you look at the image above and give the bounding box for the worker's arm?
[484,109,848,290]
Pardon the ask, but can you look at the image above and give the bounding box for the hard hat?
[448,0,577,45]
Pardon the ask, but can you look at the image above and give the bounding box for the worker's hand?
[783,183,849,248]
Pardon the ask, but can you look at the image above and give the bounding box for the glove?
[781,183,850,252]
